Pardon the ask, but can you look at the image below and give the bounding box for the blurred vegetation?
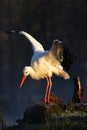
[66,102,75,112]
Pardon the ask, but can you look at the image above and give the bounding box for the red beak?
[20,75,27,88]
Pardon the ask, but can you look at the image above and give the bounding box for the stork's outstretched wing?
[6,30,44,53]
[50,39,64,63]
[50,39,76,70]
[19,31,44,53]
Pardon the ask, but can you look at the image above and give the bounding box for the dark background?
[0,0,87,125]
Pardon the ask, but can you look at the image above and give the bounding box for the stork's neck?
[27,66,43,80]
[19,31,44,52]
[27,66,35,78]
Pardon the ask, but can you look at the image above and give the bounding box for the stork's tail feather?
[64,72,70,80]
[59,70,70,80]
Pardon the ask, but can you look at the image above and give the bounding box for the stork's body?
[29,51,69,80]
[7,30,70,103]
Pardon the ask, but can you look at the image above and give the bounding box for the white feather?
[19,31,44,52]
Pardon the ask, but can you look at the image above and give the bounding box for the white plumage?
[7,30,70,103]
[19,31,44,52]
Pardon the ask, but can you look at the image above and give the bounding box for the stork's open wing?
[50,39,76,70]
[19,31,44,53]
[6,30,45,53]
[50,39,64,63]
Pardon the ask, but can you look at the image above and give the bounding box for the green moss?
[66,102,75,112]
[3,114,87,130]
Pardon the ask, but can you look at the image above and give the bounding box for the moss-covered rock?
[16,93,64,124]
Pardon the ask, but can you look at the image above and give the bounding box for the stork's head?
[20,66,30,88]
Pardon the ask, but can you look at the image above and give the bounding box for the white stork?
[7,30,70,103]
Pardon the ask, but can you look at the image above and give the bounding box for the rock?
[72,76,84,103]
[74,103,87,112]
[16,93,64,124]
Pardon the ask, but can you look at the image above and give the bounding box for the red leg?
[43,77,50,103]
[47,78,52,103]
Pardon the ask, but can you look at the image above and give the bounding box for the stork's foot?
[43,98,49,104]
